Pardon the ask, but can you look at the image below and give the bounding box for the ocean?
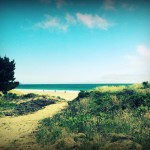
[16,84,131,91]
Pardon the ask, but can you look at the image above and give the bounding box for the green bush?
[142,81,150,88]
[76,90,91,100]
[117,90,150,109]
[22,93,39,99]
[0,98,17,109]
[3,93,18,100]
[15,99,55,115]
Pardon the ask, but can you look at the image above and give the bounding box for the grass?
[0,92,56,117]
[14,99,55,115]
[36,83,150,150]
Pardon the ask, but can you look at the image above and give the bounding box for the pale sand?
[13,89,79,101]
[0,90,79,150]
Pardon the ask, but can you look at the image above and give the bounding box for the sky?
[0,0,150,84]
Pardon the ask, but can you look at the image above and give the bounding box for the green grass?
[36,83,150,150]
[14,99,55,115]
[0,93,56,117]
[0,98,17,116]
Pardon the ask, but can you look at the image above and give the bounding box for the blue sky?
[0,0,150,83]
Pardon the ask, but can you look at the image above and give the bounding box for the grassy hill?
[36,83,150,150]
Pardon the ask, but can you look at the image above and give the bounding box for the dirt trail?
[0,102,68,150]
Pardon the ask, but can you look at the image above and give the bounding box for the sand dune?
[0,90,79,150]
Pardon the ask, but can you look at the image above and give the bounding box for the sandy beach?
[0,89,79,150]
[13,89,79,101]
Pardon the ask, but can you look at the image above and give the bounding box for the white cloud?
[66,13,76,24]
[137,45,150,58]
[34,13,112,32]
[76,13,110,30]
[35,15,68,31]
[36,17,58,29]
[103,0,115,10]
[125,45,150,68]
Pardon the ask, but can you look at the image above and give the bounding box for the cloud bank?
[124,45,150,81]
[35,13,111,31]
[76,13,110,30]
[125,45,150,68]
[35,15,68,31]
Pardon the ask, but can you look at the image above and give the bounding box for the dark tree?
[142,81,150,88]
[0,56,19,94]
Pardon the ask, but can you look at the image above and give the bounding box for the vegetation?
[0,92,56,117]
[142,81,150,89]
[36,83,150,150]
[0,56,19,94]
[15,99,55,115]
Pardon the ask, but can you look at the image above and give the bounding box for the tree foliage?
[0,56,19,93]
[142,81,150,88]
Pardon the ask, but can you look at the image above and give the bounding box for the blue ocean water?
[16,84,131,91]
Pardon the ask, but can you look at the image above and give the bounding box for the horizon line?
[18,83,134,84]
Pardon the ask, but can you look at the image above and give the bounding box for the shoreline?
[14,89,80,93]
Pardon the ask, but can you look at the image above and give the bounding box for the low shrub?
[0,99,17,110]
[36,83,150,149]
[3,93,18,100]
[22,93,39,99]
[15,99,55,115]
[76,90,91,101]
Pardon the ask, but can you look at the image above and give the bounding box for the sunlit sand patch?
[0,90,79,150]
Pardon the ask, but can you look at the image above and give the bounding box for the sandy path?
[0,102,68,150]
